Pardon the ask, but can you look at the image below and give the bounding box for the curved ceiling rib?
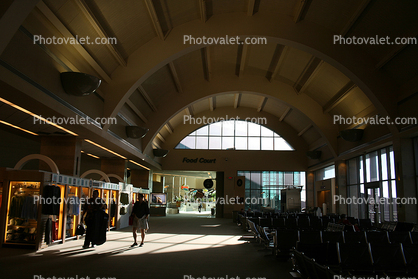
[100,12,397,136]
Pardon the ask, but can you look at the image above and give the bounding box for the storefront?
[1,170,94,250]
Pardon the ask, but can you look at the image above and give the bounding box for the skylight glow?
[176,120,294,151]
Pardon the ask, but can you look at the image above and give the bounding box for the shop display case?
[5,181,40,246]
[0,170,52,250]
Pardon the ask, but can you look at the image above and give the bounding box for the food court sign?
[182,157,216,163]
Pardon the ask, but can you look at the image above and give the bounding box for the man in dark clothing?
[82,190,105,248]
[131,194,150,247]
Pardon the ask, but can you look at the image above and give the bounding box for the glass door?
[365,183,381,224]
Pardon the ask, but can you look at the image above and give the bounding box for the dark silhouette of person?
[82,190,105,248]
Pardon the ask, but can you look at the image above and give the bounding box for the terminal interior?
[0,0,418,279]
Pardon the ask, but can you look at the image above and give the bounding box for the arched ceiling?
[1,0,417,169]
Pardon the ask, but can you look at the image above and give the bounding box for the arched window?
[175,120,294,151]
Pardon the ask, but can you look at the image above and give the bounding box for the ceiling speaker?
[235,176,245,187]
[307,150,321,160]
[153,149,169,157]
[340,129,364,142]
[126,126,149,139]
[203,179,214,189]
[60,72,101,96]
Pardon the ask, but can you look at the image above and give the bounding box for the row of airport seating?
[240,213,418,233]
[241,213,418,278]
[293,242,418,278]
[240,215,373,231]
[244,220,418,278]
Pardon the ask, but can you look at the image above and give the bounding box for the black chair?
[298,217,310,230]
[366,231,390,244]
[327,223,344,232]
[344,231,367,243]
[344,225,356,232]
[286,217,298,230]
[388,231,412,244]
[296,241,339,267]
[387,221,398,231]
[303,254,321,279]
[403,244,418,276]
[347,217,359,225]
[258,217,271,228]
[272,217,286,230]
[248,217,258,224]
[257,225,274,250]
[322,231,344,243]
[337,242,375,275]
[292,249,309,279]
[247,220,261,240]
[310,217,323,231]
[381,222,390,231]
[296,242,326,262]
[299,230,322,244]
[321,216,330,228]
[370,243,407,276]
[359,219,373,231]
[411,232,418,244]
[395,222,414,232]
[246,217,258,232]
[275,229,300,257]
[314,261,337,279]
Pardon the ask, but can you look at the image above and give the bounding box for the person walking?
[131,194,150,247]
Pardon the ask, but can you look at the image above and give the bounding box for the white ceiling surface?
[0,0,416,163]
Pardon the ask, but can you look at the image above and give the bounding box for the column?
[305,171,315,208]
[216,172,224,218]
[393,137,418,223]
[39,136,81,176]
[101,158,126,183]
[336,160,348,215]
[130,169,150,189]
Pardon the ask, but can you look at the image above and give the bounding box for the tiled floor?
[1,213,294,279]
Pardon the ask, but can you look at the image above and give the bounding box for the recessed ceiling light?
[0,97,78,136]
[128,160,150,170]
[86,153,100,159]
[0,120,38,136]
[84,139,127,159]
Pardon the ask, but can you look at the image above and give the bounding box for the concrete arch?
[163,107,308,153]
[102,12,397,136]
[14,154,60,174]
[141,78,337,157]
[81,169,110,183]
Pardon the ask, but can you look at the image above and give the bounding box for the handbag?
[129,215,134,226]
[75,224,85,236]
